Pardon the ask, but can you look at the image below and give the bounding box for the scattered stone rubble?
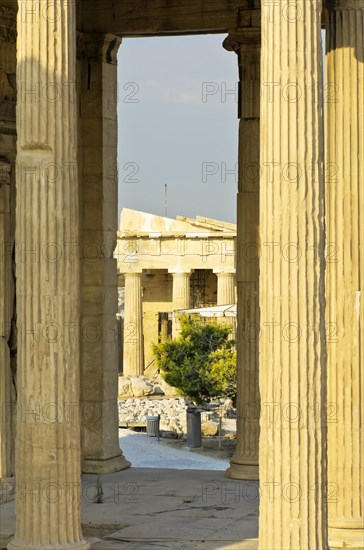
[118,375,235,435]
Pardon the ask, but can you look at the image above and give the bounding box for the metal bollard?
[146,415,160,437]
[186,407,202,448]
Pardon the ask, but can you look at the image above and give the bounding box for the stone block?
[201,422,219,437]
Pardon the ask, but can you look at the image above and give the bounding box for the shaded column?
[0,159,15,491]
[123,272,144,376]
[0,5,17,494]
[223,29,260,481]
[259,2,327,548]
[77,33,130,474]
[325,1,364,547]
[171,272,191,336]
[160,313,169,343]
[216,272,235,305]
[10,1,89,548]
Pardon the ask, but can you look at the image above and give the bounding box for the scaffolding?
[190,269,214,308]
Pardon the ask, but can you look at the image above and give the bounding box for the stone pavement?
[119,428,229,470]
[1,468,259,550]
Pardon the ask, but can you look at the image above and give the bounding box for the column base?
[329,525,364,549]
[8,539,91,550]
[82,452,131,474]
[225,460,259,480]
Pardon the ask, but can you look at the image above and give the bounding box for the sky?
[117,35,239,225]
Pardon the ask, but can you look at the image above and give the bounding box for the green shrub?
[152,315,236,405]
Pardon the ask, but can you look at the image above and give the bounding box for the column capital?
[122,271,143,281]
[223,28,261,55]
[76,32,122,65]
[169,270,192,276]
[326,0,364,9]
[123,271,143,276]
[214,270,235,276]
[223,29,260,120]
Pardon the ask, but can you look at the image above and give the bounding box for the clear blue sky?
[117,35,238,224]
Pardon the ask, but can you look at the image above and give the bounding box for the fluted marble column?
[0,5,16,493]
[123,272,144,375]
[223,29,260,481]
[171,272,191,336]
[259,2,327,549]
[77,33,130,474]
[0,159,14,486]
[216,272,236,305]
[326,1,364,547]
[10,1,89,548]
[172,272,191,309]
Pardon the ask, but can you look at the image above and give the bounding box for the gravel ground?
[119,428,231,470]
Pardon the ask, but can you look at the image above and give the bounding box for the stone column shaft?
[223,29,260,481]
[0,5,17,490]
[0,159,15,485]
[259,2,327,548]
[216,272,235,305]
[123,272,144,375]
[171,272,190,337]
[172,272,191,310]
[10,1,89,548]
[77,32,130,474]
[326,1,364,547]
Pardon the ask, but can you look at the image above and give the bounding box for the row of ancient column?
[2,0,363,548]
[224,1,363,549]
[123,270,236,374]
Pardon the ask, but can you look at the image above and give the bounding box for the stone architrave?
[216,271,235,305]
[123,272,144,376]
[325,1,364,547]
[77,32,130,474]
[9,1,90,548]
[223,29,260,481]
[258,1,327,548]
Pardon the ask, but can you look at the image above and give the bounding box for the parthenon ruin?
[0,1,363,548]
[116,208,236,375]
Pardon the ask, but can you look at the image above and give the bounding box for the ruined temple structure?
[0,1,363,549]
[116,208,236,376]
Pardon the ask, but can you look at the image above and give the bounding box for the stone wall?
[118,396,189,434]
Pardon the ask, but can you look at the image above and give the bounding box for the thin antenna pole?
[164,183,168,217]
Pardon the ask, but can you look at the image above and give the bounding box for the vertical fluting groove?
[171,272,191,337]
[326,2,364,547]
[12,1,89,548]
[259,1,327,548]
[172,272,191,310]
[123,273,144,376]
[216,272,235,305]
